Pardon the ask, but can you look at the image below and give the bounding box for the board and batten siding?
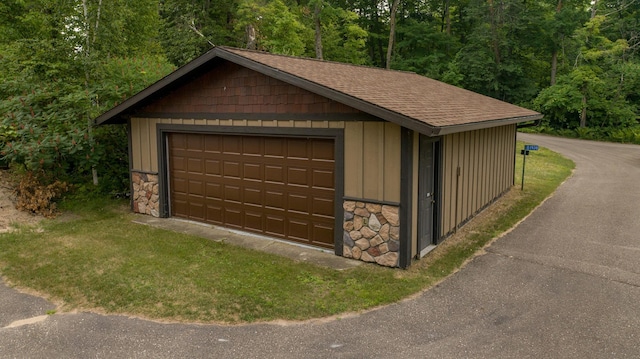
[439,124,516,237]
[129,118,401,203]
[343,122,401,203]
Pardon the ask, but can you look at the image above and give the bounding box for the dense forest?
[0,0,638,198]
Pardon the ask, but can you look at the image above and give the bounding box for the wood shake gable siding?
[439,124,516,237]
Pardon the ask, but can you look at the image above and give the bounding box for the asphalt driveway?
[2,133,640,358]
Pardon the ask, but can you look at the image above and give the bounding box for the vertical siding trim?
[411,131,419,257]
[399,127,413,269]
[127,119,134,211]
[149,119,160,173]
[362,122,383,199]
[344,122,363,198]
[383,123,401,203]
[131,119,142,170]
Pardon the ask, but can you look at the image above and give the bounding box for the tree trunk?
[550,50,558,85]
[442,0,451,35]
[386,0,400,69]
[580,94,587,128]
[246,24,256,50]
[550,0,561,86]
[83,0,99,186]
[488,0,501,65]
[314,2,323,59]
[591,0,598,18]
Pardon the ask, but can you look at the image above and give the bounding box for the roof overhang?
[95,47,540,137]
[436,114,544,136]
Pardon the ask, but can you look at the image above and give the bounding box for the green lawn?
[0,140,574,324]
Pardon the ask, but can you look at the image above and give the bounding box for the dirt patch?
[0,170,42,233]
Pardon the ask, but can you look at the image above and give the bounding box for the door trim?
[417,134,441,258]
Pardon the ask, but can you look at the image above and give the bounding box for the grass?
[0,140,574,324]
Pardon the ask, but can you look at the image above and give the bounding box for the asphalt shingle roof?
[95,46,542,135]
[224,47,541,129]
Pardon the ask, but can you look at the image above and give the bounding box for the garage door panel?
[312,169,334,189]
[312,197,334,218]
[206,205,223,224]
[204,135,221,153]
[242,137,262,155]
[187,134,203,150]
[172,177,188,194]
[244,211,264,231]
[266,216,285,237]
[288,193,309,214]
[187,158,203,173]
[224,208,242,228]
[288,167,308,186]
[312,224,333,246]
[265,190,285,209]
[188,179,204,196]
[187,202,205,221]
[264,138,285,157]
[205,182,222,199]
[223,136,241,154]
[205,159,221,175]
[265,165,285,183]
[169,133,335,249]
[243,163,262,181]
[224,185,241,203]
[287,139,309,159]
[288,219,310,241]
[223,161,241,178]
[312,140,334,160]
[243,187,262,206]
[172,156,187,171]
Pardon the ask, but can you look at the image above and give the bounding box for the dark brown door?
[168,133,335,249]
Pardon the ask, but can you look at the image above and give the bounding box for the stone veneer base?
[342,200,400,267]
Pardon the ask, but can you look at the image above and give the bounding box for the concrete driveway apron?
[1,133,639,358]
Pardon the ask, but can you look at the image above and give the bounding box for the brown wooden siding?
[439,124,516,237]
[142,61,361,116]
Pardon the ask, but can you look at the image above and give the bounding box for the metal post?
[521,149,526,190]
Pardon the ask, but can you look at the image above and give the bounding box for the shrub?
[15,171,70,218]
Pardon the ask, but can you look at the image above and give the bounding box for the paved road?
[2,133,640,358]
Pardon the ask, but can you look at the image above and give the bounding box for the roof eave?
[435,114,544,136]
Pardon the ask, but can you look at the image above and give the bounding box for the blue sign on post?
[521,144,538,190]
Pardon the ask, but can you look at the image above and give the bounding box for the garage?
[96,46,542,267]
[168,132,336,249]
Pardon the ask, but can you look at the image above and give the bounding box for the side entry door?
[417,135,440,258]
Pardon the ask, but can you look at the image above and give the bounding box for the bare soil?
[0,170,41,233]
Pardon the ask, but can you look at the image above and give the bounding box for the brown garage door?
[168,133,335,249]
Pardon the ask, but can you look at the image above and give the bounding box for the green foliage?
[0,0,173,193]
[235,0,310,55]
[311,4,369,64]
[534,15,637,129]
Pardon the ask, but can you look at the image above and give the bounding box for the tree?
[535,15,635,129]
[0,0,173,192]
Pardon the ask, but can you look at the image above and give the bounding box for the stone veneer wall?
[132,172,160,217]
[342,200,400,267]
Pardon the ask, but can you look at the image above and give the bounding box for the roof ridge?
[217,45,417,75]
